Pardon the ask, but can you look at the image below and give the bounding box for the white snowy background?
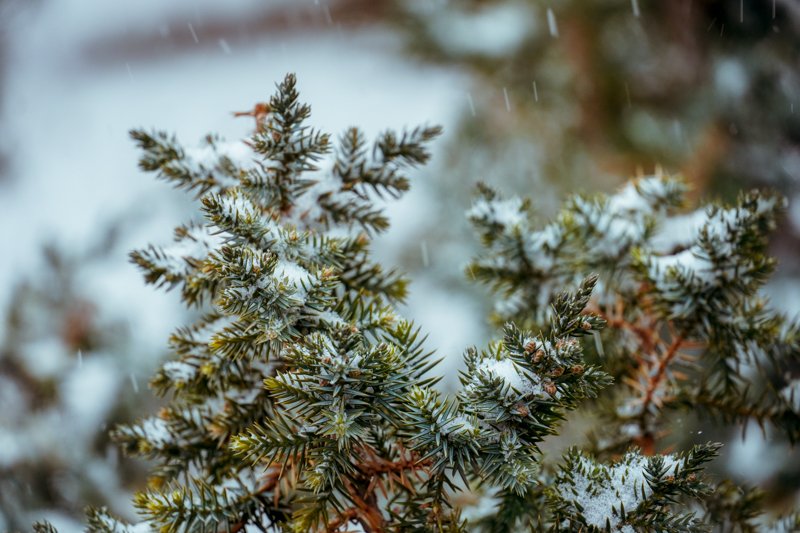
[1,0,799,530]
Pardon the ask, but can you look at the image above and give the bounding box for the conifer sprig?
[87,76,798,532]
[105,74,461,532]
[469,173,800,529]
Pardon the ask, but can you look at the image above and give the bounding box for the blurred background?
[0,0,798,530]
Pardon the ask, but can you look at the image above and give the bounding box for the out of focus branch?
[81,0,394,65]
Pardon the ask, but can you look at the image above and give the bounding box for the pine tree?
[467,173,800,530]
[74,75,799,532]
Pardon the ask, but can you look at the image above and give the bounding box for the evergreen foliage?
[85,75,799,532]
[468,174,800,529]
[468,174,800,453]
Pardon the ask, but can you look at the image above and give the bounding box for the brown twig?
[226,467,283,533]
[586,301,658,354]
[326,508,359,532]
[641,336,685,411]
[341,476,385,532]
[632,335,686,455]
[587,295,704,455]
[328,443,435,532]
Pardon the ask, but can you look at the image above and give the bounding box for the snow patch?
[559,451,682,531]
[478,358,546,397]
[650,209,707,252]
[468,197,526,229]
[140,417,173,447]
[441,414,476,437]
[162,360,197,383]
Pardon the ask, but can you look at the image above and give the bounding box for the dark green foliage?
[468,174,800,529]
[549,443,720,532]
[32,521,58,533]
[88,76,798,532]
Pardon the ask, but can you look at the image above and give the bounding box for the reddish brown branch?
[226,468,283,533]
[587,302,658,354]
[327,444,435,532]
[641,336,685,410]
[633,335,686,455]
[326,508,359,532]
